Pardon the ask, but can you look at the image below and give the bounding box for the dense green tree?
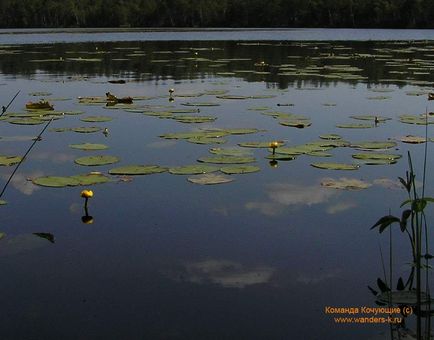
[0,0,433,28]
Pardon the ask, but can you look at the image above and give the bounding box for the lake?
[0,29,433,340]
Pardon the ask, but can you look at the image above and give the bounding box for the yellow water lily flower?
[80,190,93,199]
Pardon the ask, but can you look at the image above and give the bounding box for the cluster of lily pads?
[2,41,434,194]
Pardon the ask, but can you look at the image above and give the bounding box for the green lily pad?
[216,95,250,100]
[70,173,110,185]
[62,111,84,115]
[336,123,373,129]
[50,127,71,132]
[69,143,108,151]
[238,141,285,148]
[32,173,110,187]
[222,128,261,135]
[8,118,44,125]
[0,200,7,206]
[71,127,102,133]
[311,162,359,170]
[352,153,401,161]
[220,165,260,174]
[198,155,256,164]
[32,176,80,187]
[29,91,52,96]
[173,116,217,123]
[187,137,227,144]
[321,177,371,190]
[306,151,333,157]
[75,155,119,166]
[209,148,252,156]
[351,141,397,150]
[143,111,174,118]
[109,165,167,175]
[161,131,229,140]
[187,173,234,185]
[168,165,219,175]
[399,114,434,125]
[399,135,426,144]
[350,115,391,122]
[367,96,391,100]
[80,116,113,123]
[0,232,5,239]
[181,102,220,107]
[320,134,342,140]
[0,155,22,166]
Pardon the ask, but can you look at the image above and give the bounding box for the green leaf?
[108,165,167,175]
[0,155,22,166]
[198,155,256,164]
[412,199,427,212]
[220,165,260,174]
[397,277,405,291]
[69,143,108,151]
[187,173,234,185]
[371,215,400,233]
[400,209,412,232]
[377,278,391,293]
[74,155,119,166]
[311,162,359,170]
[168,165,219,175]
[32,233,55,243]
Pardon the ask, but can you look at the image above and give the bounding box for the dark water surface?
[0,33,433,339]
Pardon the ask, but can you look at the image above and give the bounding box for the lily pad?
[32,173,110,187]
[311,162,359,170]
[75,155,119,166]
[399,114,434,125]
[220,165,260,174]
[187,173,234,185]
[320,134,342,140]
[336,123,373,129]
[69,143,108,151]
[198,156,256,164]
[32,176,80,187]
[71,127,102,133]
[80,116,113,123]
[321,177,371,190]
[0,155,22,166]
[181,102,220,107]
[209,148,252,156]
[70,173,110,185]
[109,165,167,175]
[187,137,227,144]
[238,141,285,148]
[216,95,250,100]
[168,165,219,175]
[161,131,229,140]
[173,116,217,123]
[352,153,401,161]
[399,135,426,144]
[351,141,397,150]
[350,115,391,122]
[8,118,44,125]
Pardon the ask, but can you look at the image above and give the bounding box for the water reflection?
[168,259,275,289]
[245,182,338,216]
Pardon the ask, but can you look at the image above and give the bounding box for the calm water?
[0,31,433,339]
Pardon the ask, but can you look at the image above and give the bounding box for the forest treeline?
[1,0,434,29]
